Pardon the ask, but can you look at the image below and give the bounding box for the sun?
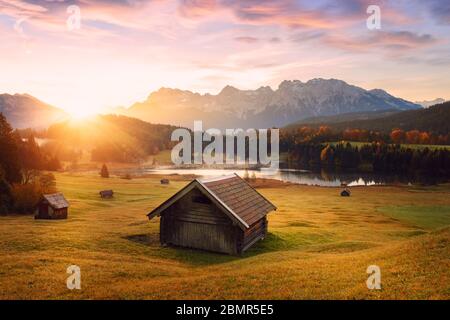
[69,108,98,120]
[64,99,104,120]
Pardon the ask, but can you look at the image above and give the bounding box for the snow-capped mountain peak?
[127,79,421,128]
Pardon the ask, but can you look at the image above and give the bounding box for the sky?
[0,0,450,117]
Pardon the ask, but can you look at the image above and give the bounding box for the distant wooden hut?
[35,193,69,220]
[99,190,114,199]
[148,174,277,255]
[341,189,351,197]
[160,179,170,185]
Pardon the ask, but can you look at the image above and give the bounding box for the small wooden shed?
[35,193,69,220]
[147,174,276,255]
[99,190,114,199]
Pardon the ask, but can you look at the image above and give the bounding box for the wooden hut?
[99,190,114,199]
[35,193,69,220]
[147,174,276,255]
[341,188,351,197]
[160,179,170,185]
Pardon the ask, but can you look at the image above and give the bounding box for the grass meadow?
[0,173,449,299]
[326,141,450,150]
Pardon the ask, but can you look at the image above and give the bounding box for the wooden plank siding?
[160,189,240,254]
[35,205,68,220]
[240,217,267,253]
[164,220,238,254]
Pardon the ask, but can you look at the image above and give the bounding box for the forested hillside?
[289,102,450,134]
[45,115,181,163]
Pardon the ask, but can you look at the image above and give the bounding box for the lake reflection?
[111,165,446,186]
[124,167,423,186]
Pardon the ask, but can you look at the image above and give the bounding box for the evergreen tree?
[100,164,110,178]
[47,155,61,171]
[0,113,22,183]
[0,166,12,214]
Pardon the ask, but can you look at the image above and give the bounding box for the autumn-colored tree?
[390,129,406,144]
[342,129,352,141]
[297,126,315,141]
[320,145,334,162]
[405,130,421,144]
[10,183,42,214]
[419,132,431,145]
[318,126,332,137]
[343,129,368,142]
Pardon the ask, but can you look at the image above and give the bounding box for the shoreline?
[57,170,450,189]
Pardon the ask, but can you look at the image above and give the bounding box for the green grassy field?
[0,173,449,299]
[326,141,450,150]
[147,149,173,165]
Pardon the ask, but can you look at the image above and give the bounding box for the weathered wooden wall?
[159,188,267,255]
[35,204,68,220]
[53,208,68,219]
[161,188,240,254]
[239,217,267,253]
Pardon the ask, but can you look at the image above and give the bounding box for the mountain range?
[1,79,422,129]
[125,79,421,128]
[0,94,68,129]
[415,98,447,108]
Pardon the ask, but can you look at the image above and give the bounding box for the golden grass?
[0,173,449,299]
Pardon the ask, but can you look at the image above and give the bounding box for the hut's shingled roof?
[200,175,276,226]
[43,193,69,209]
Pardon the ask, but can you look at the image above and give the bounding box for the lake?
[111,167,443,186]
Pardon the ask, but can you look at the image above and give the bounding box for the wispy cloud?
[234,36,259,43]
[325,31,439,53]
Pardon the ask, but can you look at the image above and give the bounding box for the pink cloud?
[234,36,259,43]
[325,31,439,53]
[178,0,415,30]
